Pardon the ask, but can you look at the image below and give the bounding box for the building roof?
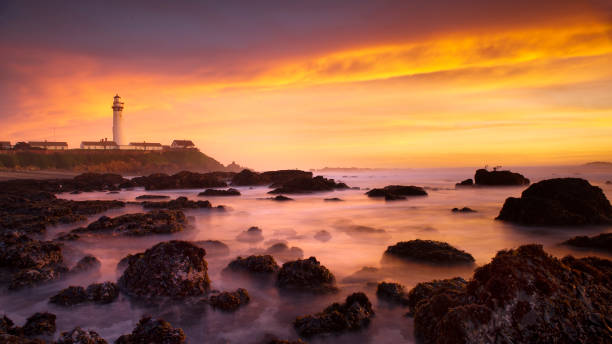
[81,140,118,146]
[172,140,195,146]
[129,142,162,147]
[29,141,68,146]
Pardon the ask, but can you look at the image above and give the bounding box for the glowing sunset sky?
[1,0,611,169]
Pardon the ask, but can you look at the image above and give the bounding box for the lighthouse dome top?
[114,94,121,99]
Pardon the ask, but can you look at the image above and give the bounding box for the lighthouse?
[112,94,125,145]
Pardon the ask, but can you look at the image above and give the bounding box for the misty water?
[2,167,611,343]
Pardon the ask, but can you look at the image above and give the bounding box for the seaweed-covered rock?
[71,210,186,236]
[383,240,475,265]
[265,242,304,262]
[277,257,337,293]
[49,286,88,306]
[376,282,409,305]
[294,292,374,337]
[141,196,213,210]
[118,241,209,298]
[193,240,230,257]
[86,282,119,304]
[236,226,264,243]
[455,179,473,187]
[115,316,185,344]
[9,265,69,290]
[474,168,530,186]
[226,255,279,274]
[135,195,170,200]
[56,327,107,344]
[562,233,612,253]
[22,312,56,337]
[451,207,476,213]
[406,277,467,315]
[198,188,241,196]
[131,171,227,190]
[497,178,612,226]
[208,288,250,311]
[410,245,612,344]
[268,176,348,194]
[366,185,427,199]
[313,230,332,242]
[70,255,101,274]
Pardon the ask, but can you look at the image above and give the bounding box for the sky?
[1,0,612,170]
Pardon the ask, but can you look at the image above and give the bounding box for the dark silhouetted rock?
[118,241,210,298]
[141,196,212,210]
[56,327,107,344]
[451,207,476,213]
[236,226,264,243]
[131,171,227,190]
[265,242,304,262]
[193,240,230,257]
[342,266,380,284]
[86,282,119,304]
[226,255,279,274]
[22,312,56,337]
[208,288,250,311]
[9,266,69,290]
[313,230,332,242]
[406,277,467,316]
[50,286,88,306]
[562,233,612,253]
[277,257,337,293]
[474,168,529,186]
[198,188,240,196]
[115,316,185,344]
[70,255,101,274]
[455,179,473,187]
[324,197,343,202]
[268,195,293,201]
[269,176,348,194]
[384,240,474,265]
[135,195,170,200]
[366,185,427,199]
[231,169,269,186]
[497,178,612,226]
[294,292,374,337]
[410,245,612,343]
[231,169,313,186]
[376,282,409,305]
[55,232,80,241]
[71,210,186,236]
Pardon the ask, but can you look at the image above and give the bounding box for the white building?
[81,139,119,150]
[129,142,163,151]
[112,94,125,145]
[28,141,68,150]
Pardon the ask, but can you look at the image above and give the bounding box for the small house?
[28,141,68,150]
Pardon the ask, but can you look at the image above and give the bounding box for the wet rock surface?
[226,255,280,274]
[198,188,241,196]
[70,255,101,274]
[135,195,170,200]
[562,233,612,253]
[50,282,119,306]
[455,178,473,187]
[294,292,374,337]
[22,312,56,337]
[451,207,476,213]
[265,242,304,262]
[231,169,313,186]
[410,245,612,344]
[71,210,186,236]
[131,171,228,190]
[366,185,427,199]
[474,168,530,186]
[208,288,250,311]
[56,327,108,344]
[193,240,230,257]
[236,226,265,243]
[141,196,215,210]
[0,312,56,343]
[406,277,467,316]
[277,257,337,293]
[49,286,88,306]
[497,178,612,226]
[384,240,475,265]
[268,176,348,194]
[115,316,185,344]
[376,282,409,305]
[118,241,210,298]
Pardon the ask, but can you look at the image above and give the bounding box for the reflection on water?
[2,167,611,343]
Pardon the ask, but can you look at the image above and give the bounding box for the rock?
[406,277,467,316]
[277,257,337,293]
[86,282,119,304]
[236,226,264,243]
[313,230,332,242]
[376,281,409,305]
[70,255,101,274]
[474,168,530,186]
[342,266,380,284]
[496,178,612,226]
[22,312,56,337]
[55,232,80,241]
[324,197,343,202]
[198,188,241,196]
[562,233,612,253]
[226,255,279,274]
[131,171,227,190]
[208,288,250,311]
[0,315,14,333]
[231,169,313,186]
[115,316,185,344]
[118,241,210,298]
[383,240,475,265]
[451,207,476,213]
[141,196,212,210]
[409,245,612,344]
[265,243,304,262]
[49,286,88,306]
[135,195,170,200]
[385,194,406,201]
[455,179,473,187]
[193,240,230,257]
[268,195,293,201]
[56,327,107,344]
[268,176,348,194]
[231,169,269,186]
[294,292,374,337]
[335,223,390,241]
[9,266,68,290]
[71,210,186,236]
[366,185,427,199]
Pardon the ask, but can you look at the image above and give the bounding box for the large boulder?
[409,245,612,344]
[277,257,337,293]
[70,255,101,274]
[141,196,214,210]
[366,185,427,199]
[225,255,280,274]
[294,292,374,337]
[50,282,119,306]
[22,312,56,337]
[56,327,107,344]
[474,168,529,186]
[198,188,241,196]
[236,226,264,243]
[268,176,348,194]
[71,210,186,236]
[131,171,227,190]
[376,281,409,305]
[562,233,612,253]
[231,169,313,186]
[208,288,250,311]
[383,240,475,265]
[265,242,304,262]
[118,241,210,298]
[497,178,612,226]
[115,317,185,344]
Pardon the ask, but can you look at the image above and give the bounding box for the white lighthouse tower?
[112,94,125,145]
